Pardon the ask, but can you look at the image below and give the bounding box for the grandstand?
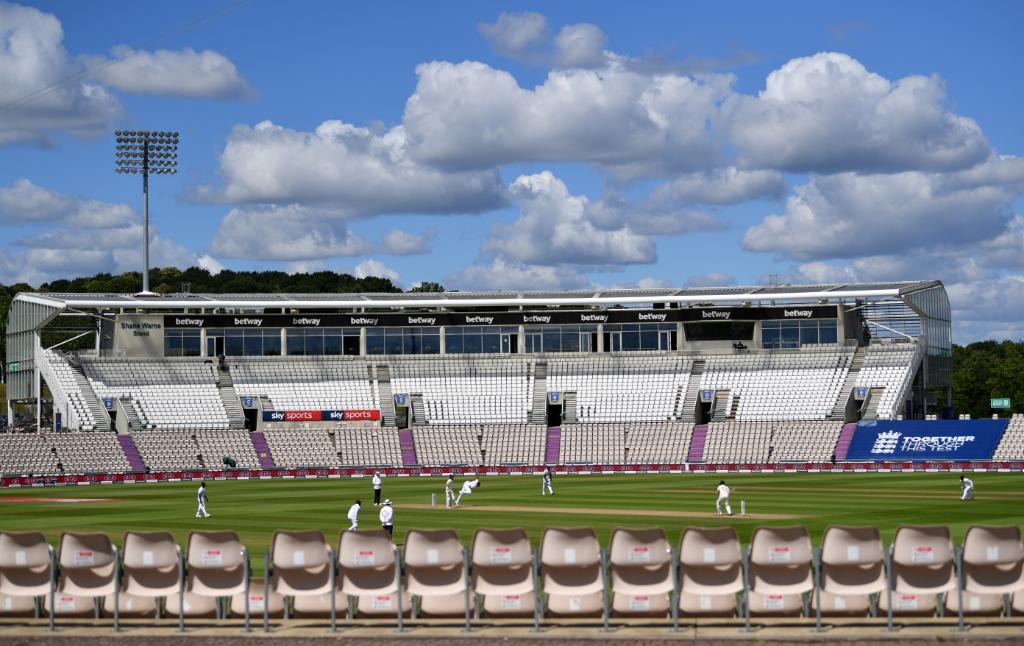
[4,280,1018,477]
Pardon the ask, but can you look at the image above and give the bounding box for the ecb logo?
[243,396,253,407]
[870,430,901,454]
[551,392,560,403]
[394,394,406,405]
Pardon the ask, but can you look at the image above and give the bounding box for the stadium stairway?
[834,423,857,461]
[530,362,548,424]
[687,424,708,462]
[250,431,275,468]
[398,428,418,466]
[678,359,705,422]
[116,434,146,472]
[544,426,561,464]
[215,370,246,429]
[830,346,865,420]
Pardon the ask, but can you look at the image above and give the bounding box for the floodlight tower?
[114,130,179,295]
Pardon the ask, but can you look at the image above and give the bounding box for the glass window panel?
[820,321,838,344]
[384,334,403,354]
[422,333,440,354]
[483,333,501,353]
[622,331,640,351]
[543,330,561,352]
[561,331,579,352]
[640,330,658,350]
[464,334,482,353]
[445,334,463,353]
[403,334,416,354]
[243,335,262,356]
[323,335,342,355]
[263,335,281,356]
[225,335,244,356]
[762,326,780,349]
[286,334,304,355]
[305,334,323,355]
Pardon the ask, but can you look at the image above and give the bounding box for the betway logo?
[638,312,667,322]
[408,316,437,325]
[523,315,552,324]
[580,314,608,322]
[234,317,262,326]
[292,317,321,326]
[175,317,204,327]
[350,317,378,325]
[464,316,494,324]
[784,309,813,318]
[702,311,731,319]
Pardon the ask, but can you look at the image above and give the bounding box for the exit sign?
[991,398,1011,409]
[7,362,20,372]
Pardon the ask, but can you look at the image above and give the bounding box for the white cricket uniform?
[195,485,210,518]
[372,474,383,504]
[715,484,732,515]
[444,478,455,509]
[347,503,361,531]
[961,478,974,500]
[541,469,554,495]
[455,479,479,505]
[380,505,393,528]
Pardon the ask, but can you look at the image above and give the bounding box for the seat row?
[2,524,1022,632]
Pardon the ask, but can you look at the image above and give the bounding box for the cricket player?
[444,474,455,509]
[195,481,210,518]
[960,475,975,500]
[380,499,394,539]
[715,480,733,516]
[347,499,362,531]
[541,467,554,496]
[455,477,480,506]
[372,472,383,506]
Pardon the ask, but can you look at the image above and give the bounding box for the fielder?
[372,472,383,506]
[444,474,455,509]
[455,477,480,506]
[715,480,733,516]
[960,475,975,500]
[380,499,394,539]
[347,499,362,531]
[541,467,554,496]
[195,481,211,518]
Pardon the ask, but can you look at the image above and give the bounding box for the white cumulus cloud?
[354,259,400,283]
[86,46,253,99]
[449,257,588,291]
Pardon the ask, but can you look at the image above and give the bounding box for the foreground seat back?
[404,529,467,617]
[57,532,116,598]
[962,525,1024,594]
[186,531,246,597]
[0,531,53,597]
[891,525,955,594]
[609,528,672,616]
[749,526,813,595]
[472,528,534,616]
[820,526,885,595]
[539,528,604,617]
[679,527,743,596]
[121,531,180,597]
[338,530,397,597]
[271,530,331,597]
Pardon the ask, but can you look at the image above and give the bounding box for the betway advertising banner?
[846,419,1007,461]
[262,409,381,422]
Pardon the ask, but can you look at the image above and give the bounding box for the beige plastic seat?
[292,590,349,618]
[0,592,37,617]
[609,528,672,617]
[749,527,813,595]
[354,591,412,617]
[945,591,1004,616]
[57,533,117,599]
[165,590,218,617]
[890,526,955,594]
[1013,591,1024,614]
[540,527,604,618]
[878,591,937,617]
[748,591,803,617]
[44,592,96,617]
[471,529,534,617]
[678,527,742,618]
[404,529,468,619]
[677,592,736,617]
[338,529,398,598]
[186,531,247,598]
[812,590,871,617]
[962,525,1024,594]
[271,531,332,598]
[103,592,157,617]
[820,527,885,596]
[0,531,53,601]
[121,531,180,598]
[230,581,285,618]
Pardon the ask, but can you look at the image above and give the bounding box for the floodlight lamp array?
[114,130,179,175]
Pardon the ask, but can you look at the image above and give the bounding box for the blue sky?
[1,0,1022,342]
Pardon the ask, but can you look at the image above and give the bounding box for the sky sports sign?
[262,409,381,422]
[164,306,837,329]
[846,419,1008,461]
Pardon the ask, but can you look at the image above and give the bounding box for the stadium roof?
[13,280,943,310]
